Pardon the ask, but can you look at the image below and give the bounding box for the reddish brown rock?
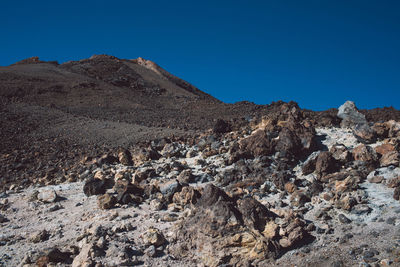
[97,193,117,209]
[375,143,396,156]
[388,177,400,188]
[284,182,297,193]
[118,148,133,166]
[380,151,400,167]
[330,144,352,163]
[352,144,378,166]
[372,122,390,139]
[352,124,377,143]
[239,129,275,157]
[172,186,201,208]
[169,184,312,266]
[315,151,339,178]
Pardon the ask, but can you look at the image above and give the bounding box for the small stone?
[338,214,352,224]
[368,176,384,183]
[30,230,49,243]
[118,148,133,166]
[363,250,375,259]
[161,213,179,222]
[144,245,157,257]
[83,179,106,197]
[46,248,72,263]
[97,194,117,210]
[284,182,296,193]
[0,214,9,223]
[150,199,164,211]
[37,189,58,203]
[141,227,166,247]
[48,204,63,212]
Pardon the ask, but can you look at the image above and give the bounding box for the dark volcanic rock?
[97,193,117,209]
[213,119,231,134]
[315,151,339,178]
[83,179,106,197]
[239,129,275,157]
[240,105,316,164]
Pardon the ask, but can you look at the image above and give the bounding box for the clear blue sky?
[1,0,399,110]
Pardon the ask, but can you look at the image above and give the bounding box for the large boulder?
[337,101,367,127]
[239,109,316,163]
[337,101,376,143]
[169,184,312,266]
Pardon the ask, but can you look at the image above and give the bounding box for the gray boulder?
[337,101,367,128]
[337,101,376,143]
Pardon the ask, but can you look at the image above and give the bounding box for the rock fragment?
[97,193,117,209]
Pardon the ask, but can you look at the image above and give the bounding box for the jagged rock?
[118,148,133,166]
[239,129,275,157]
[97,193,117,209]
[302,157,317,175]
[132,167,156,184]
[387,120,400,138]
[161,142,182,158]
[177,169,195,184]
[213,119,231,134]
[315,151,339,178]
[72,243,94,267]
[380,151,400,167]
[290,191,311,207]
[337,101,368,128]
[375,143,396,156]
[83,179,106,197]
[352,144,378,166]
[335,194,357,211]
[159,179,182,202]
[97,153,118,165]
[330,144,352,163]
[36,248,72,265]
[170,184,312,266]
[30,230,49,243]
[337,101,376,143]
[338,214,351,224]
[141,227,166,246]
[335,176,361,193]
[388,176,400,188]
[131,147,161,165]
[353,123,376,143]
[372,122,390,139]
[114,180,144,204]
[37,189,58,203]
[172,186,201,208]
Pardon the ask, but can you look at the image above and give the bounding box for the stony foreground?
[1,101,400,266]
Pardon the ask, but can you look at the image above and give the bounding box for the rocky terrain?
[1,56,400,266]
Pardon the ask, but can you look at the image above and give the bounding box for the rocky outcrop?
[170,184,312,266]
[337,101,376,143]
